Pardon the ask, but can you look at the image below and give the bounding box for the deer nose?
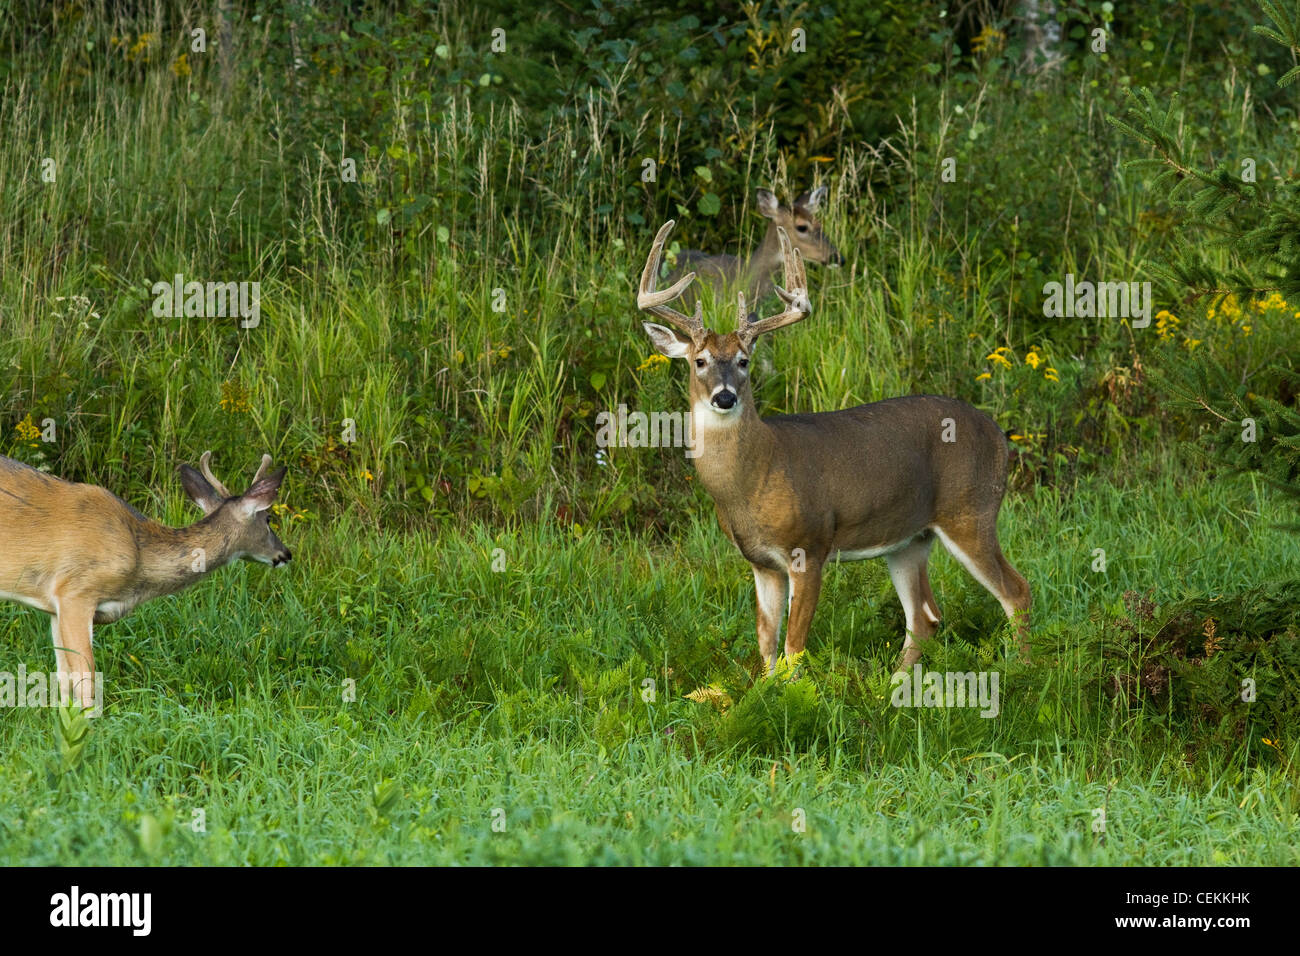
[274,550,292,567]
[713,390,737,410]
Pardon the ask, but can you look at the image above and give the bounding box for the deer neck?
[740,224,784,302]
[128,515,240,601]
[688,393,775,510]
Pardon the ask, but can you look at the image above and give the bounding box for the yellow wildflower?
[114,32,158,63]
[219,380,252,414]
[1155,310,1180,342]
[986,350,1014,369]
[14,414,41,443]
[971,25,1005,56]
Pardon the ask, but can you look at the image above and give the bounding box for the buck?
[672,187,843,309]
[0,452,291,710]
[638,220,1030,672]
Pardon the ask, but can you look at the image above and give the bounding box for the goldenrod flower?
[14,414,40,443]
[986,350,1013,369]
[971,25,1005,56]
[1155,310,1180,342]
[218,380,252,414]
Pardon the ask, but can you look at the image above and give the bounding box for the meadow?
[1,1,1299,865]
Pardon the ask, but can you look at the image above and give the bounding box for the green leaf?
[697,192,721,216]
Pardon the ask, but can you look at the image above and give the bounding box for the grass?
[2,468,1298,865]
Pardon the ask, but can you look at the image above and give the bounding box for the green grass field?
[2,2,1300,866]
[2,474,1298,864]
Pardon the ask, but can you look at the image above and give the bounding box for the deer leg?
[888,534,942,668]
[753,566,788,675]
[783,558,823,664]
[51,599,97,711]
[932,522,1031,656]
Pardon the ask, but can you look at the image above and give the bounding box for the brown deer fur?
[638,220,1030,672]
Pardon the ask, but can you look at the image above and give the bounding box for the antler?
[249,454,274,488]
[637,220,705,338]
[738,226,811,344]
[199,451,233,499]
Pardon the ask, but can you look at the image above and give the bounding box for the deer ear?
[239,467,286,515]
[643,322,691,359]
[179,465,223,514]
[755,189,780,218]
[795,186,826,213]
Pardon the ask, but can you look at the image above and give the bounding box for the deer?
[671,187,844,311]
[637,220,1030,674]
[0,452,291,711]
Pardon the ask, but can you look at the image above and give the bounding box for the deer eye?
[796,223,809,233]
[737,357,749,369]
[695,358,706,368]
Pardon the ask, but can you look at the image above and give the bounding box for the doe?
[0,452,291,710]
